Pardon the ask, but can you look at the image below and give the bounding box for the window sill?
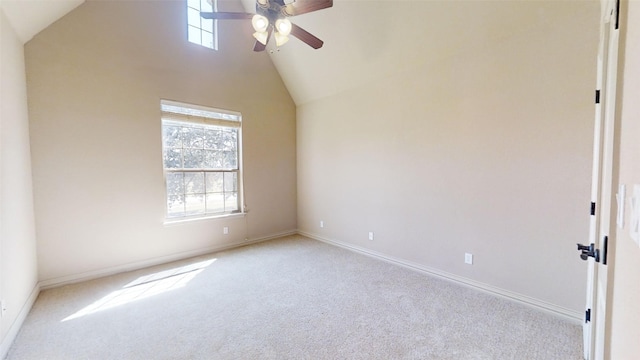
[163,212,245,226]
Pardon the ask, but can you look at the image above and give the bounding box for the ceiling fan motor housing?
[256,0,289,23]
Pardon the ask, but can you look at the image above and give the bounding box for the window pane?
[164,149,182,168]
[187,0,201,10]
[188,25,201,44]
[222,150,237,169]
[204,129,222,149]
[206,172,223,192]
[206,193,224,213]
[225,192,238,212]
[201,30,214,50]
[167,195,185,217]
[166,173,184,196]
[200,0,212,12]
[184,172,205,194]
[221,130,236,151]
[202,18,213,32]
[163,125,182,148]
[185,194,205,215]
[204,150,223,169]
[230,130,238,150]
[187,7,201,27]
[184,149,204,168]
[224,172,237,192]
[182,127,204,149]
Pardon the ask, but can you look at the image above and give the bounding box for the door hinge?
[602,236,608,265]
[585,308,591,323]
[595,90,600,104]
[591,202,596,216]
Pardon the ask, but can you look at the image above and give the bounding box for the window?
[187,0,217,50]
[161,100,242,220]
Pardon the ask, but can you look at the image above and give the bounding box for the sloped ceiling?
[238,0,590,105]
[1,0,84,43]
[3,0,592,105]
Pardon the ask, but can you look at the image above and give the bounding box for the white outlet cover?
[465,253,473,264]
[223,227,229,235]
[368,232,374,240]
[320,221,324,228]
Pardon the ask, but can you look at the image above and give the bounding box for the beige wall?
[0,8,39,356]
[297,1,599,314]
[25,0,297,283]
[608,0,640,357]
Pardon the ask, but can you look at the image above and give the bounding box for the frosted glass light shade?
[253,31,269,45]
[274,32,289,47]
[251,15,269,32]
[275,18,292,36]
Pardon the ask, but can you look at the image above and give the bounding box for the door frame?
[584,0,620,359]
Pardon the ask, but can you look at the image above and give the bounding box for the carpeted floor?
[7,235,582,359]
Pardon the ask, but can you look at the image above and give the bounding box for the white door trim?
[584,1,620,359]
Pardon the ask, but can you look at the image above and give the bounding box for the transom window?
[161,100,242,219]
[187,0,217,50]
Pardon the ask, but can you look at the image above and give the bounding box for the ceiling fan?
[201,0,333,52]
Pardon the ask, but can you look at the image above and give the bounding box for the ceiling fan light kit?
[253,30,269,45]
[274,31,290,47]
[200,0,332,52]
[275,18,292,35]
[251,14,269,32]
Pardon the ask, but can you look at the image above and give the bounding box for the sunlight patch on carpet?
[62,259,216,322]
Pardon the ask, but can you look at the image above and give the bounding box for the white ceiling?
[1,0,84,43]
[2,0,587,105]
[244,0,584,105]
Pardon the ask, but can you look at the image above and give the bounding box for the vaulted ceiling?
[2,0,593,105]
[1,0,84,43]
[238,0,585,105]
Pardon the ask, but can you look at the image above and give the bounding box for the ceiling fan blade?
[290,23,324,49]
[253,40,267,52]
[281,0,333,16]
[200,12,253,20]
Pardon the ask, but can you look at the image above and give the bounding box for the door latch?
[577,243,600,262]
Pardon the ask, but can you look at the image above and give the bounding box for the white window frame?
[161,100,243,222]
[187,0,218,50]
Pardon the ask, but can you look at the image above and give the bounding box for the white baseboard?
[0,283,40,360]
[39,230,297,290]
[299,230,583,324]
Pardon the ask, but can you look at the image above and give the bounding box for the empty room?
[1,0,639,358]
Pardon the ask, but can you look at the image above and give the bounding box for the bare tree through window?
[161,100,241,219]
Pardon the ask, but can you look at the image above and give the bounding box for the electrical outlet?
[368,232,374,241]
[223,226,229,235]
[320,221,324,228]
[1,300,6,317]
[465,253,473,265]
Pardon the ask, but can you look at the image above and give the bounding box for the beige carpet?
[7,235,582,359]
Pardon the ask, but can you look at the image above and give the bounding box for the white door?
[582,1,619,359]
